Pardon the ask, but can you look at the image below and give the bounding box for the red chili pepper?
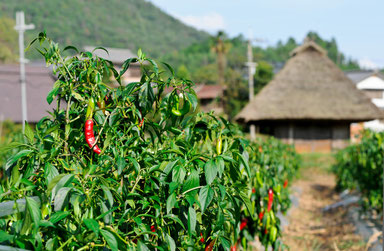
[267,189,273,212]
[252,188,256,193]
[283,179,288,188]
[259,211,264,221]
[240,218,248,230]
[200,233,204,243]
[264,228,268,235]
[230,245,237,251]
[85,98,101,154]
[151,225,156,232]
[85,119,101,154]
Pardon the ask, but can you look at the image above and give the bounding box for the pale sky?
[148,0,384,69]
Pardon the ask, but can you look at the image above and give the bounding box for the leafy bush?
[0,33,300,250]
[333,130,383,215]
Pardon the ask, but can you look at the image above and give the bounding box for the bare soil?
[282,160,366,251]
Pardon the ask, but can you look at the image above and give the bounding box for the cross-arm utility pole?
[245,34,257,141]
[14,11,35,132]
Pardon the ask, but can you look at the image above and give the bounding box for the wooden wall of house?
[259,120,350,153]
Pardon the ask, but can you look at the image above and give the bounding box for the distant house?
[83,46,141,83]
[0,64,56,123]
[194,84,225,113]
[346,70,384,133]
[164,84,225,113]
[236,41,383,153]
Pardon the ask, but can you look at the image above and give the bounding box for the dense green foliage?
[0,0,208,59]
[0,17,18,63]
[333,130,383,215]
[0,33,300,250]
[237,138,300,250]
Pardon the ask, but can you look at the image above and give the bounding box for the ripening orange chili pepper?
[283,179,288,188]
[205,240,215,251]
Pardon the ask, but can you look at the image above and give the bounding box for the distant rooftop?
[344,70,384,84]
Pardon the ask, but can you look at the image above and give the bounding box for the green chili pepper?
[86,98,95,120]
[216,135,222,155]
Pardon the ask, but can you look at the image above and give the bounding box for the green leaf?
[219,236,231,249]
[39,220,55,228]
[48,174,74,197]
[162,62,175,76]
[235,151,251,177]
[0,230,13,242]
[116,157,126,175]
[71,91,84,102]
[63,45,79,53]
[92,46,109,56]
[239,191,255,219]
[182,169,199,193]
[46,87,59,104]
[54,187,72,211]
[49,211,70,224]
[137,241,150,251]
[5,149,33,170]
[24,122,34,143]
[84,219,99,237]
[25,196,41,227]
[172,165,186,183]
[145,58,159,75]
[166,193,177,214]
[199,185,214,214]
[166,233,176,251]
[188,207,196,235]
[139,81,155,111]
[100,229,118,251]
[216,157,225,178]
[164,214,186,230]
[0,142,25,153]
[101,185,114,207]
[205,159,218,185]
[128,157,140,174]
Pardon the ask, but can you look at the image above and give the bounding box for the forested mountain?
[0,0,209,58]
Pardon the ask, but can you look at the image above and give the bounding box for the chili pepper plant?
[0,32,258,250]
[333,130,383,215]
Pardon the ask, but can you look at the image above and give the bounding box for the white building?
[346,70,384,132]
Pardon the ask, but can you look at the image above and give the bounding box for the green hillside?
[0,0,209,58]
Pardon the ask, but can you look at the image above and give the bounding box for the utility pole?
[14,11,35,132]
[245,32,257,141]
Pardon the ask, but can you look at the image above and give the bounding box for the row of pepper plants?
[0,33,300,250]
[332,130,383,215]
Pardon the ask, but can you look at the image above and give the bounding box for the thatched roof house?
[236,41,383,152]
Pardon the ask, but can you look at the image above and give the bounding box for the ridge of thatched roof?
[236,41,384,123]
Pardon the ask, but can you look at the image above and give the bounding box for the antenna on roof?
[14,11,35,132]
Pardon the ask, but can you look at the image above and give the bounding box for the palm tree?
[211,31,231,87]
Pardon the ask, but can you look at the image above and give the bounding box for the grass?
[296,152,335,181]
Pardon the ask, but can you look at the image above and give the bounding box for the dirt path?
[282,154,366,251]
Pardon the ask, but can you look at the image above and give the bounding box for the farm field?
[283,153,366,251]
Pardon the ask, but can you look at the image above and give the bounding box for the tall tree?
[211,31,231,86]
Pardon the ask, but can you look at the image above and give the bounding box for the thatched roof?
[236,41,384,123]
